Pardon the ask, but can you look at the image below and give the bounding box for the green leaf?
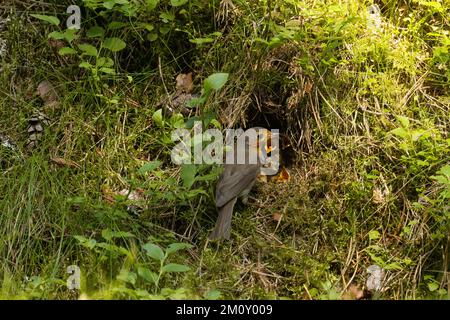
[427,282,439,292]
[166,242,193,255]
[390,127,409,139]
[141,23,154,32]
[204,289,222,300]
[396,115,410,128]
[108,21,128,30]
[147,32,158,41]
[79,61,93,69]
[30,14,60,26]
[159,25,171,35]
[137,160,162,175]
[74,236,97,249]
[147,0,159,10]
[143,243,165,261]
[204,73,229,91]
[117,269,137,285]
[78,44,98,56]
[137,266,158,284]
[101,228,134,241]
[63,29,79,43]
[103,37,126,52]
[181,164,196,189]
[368,230,380,240]
[48,31,65,40]
[170,0,188,6]
[86,26,105,38]
[159,11,175,22]
[152,109,164,127]
[99,67,116,74]
[437,164,450,178]
[58,47,77,55]
[97,57,114,67]
[162,263,190,273]
[103,0,116,9]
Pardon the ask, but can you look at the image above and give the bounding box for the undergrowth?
[0,0,448,299]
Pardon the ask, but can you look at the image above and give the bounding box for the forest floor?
[0,0,449,299]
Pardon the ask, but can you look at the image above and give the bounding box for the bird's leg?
[241,195,261,206]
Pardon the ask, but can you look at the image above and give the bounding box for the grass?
[0,0,449,299]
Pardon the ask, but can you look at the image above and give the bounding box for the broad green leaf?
[147,32,158,41]
[103,0,116,9]
[152,109,164,127]
[99,67,116,74]
[437,164,450,177]
[142,23,154,32]
[147,0,159,10]
[159,11,175,22]
[390,127,409,139]
[103,37,126,52]
[137,266,158,284]
[143,243,165,261]
[63,29,79,43]
[86,26,105,38]
[117,269,137,285]
[48,31,65,40]
[181,164,196,189]
[204,289,222,300]
[162,263,190,273]
[78,44,98,56]
[204,73,229,91]
[108,21,128,30]
[74,236,97,249]
[97,57,114,67]
[428,282,439,292]
[137,160,162,175]
[368,230,380,240]
[396,115,410,128]
[101,228,134,241]
[159,25,171,34]
[96,242,132,257]
[79,61,93,69]
[58,47,77,55]
[30,14,60,26]
[166,242,193,255]
[170,0,188,6]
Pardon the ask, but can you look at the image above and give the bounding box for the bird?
[209,128,274,241]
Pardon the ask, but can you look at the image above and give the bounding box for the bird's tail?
[208,198,237,241]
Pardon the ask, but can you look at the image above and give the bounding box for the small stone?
[34,124,44,132]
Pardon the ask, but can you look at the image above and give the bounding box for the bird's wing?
[215,164,260,207]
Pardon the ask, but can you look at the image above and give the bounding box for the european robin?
[209,128,275,240]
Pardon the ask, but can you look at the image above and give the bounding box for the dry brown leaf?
[50,157,80,168]
[304,81,313,94]
[273,212,282,222]
[175,72,194,93]
[37,80,59,108]
[342,284,364,300]
[48,39,65,50]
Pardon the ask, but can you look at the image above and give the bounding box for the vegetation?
[0,0,448,299]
